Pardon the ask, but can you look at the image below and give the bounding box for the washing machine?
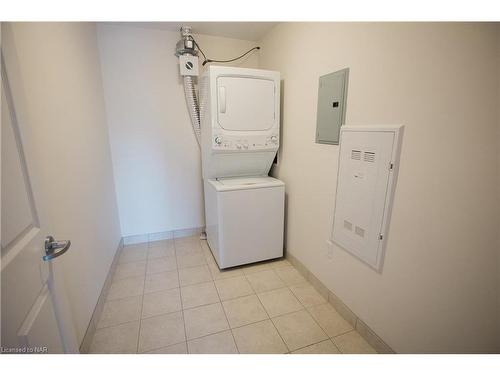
[199,66,284,268]
[204,176,284,269]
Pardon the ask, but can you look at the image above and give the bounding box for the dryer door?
[217,76,275,131]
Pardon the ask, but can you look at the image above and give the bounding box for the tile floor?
[89,235,377,354]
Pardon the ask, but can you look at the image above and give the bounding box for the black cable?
[191,37,260,66]
[192,38,208,64]
[203,46,260,66]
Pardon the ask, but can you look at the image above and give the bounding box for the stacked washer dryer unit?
[199,66,285,269]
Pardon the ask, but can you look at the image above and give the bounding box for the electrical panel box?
[331,125,404,272]
[315,68,349,145]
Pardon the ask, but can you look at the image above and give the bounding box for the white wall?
[260,23,500,353]
[6,23,122,344]
[97,24,259,237]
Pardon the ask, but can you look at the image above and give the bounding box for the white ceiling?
[108,22,278,41]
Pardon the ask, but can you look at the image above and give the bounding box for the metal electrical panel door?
[331,126,404,272]
[316,68,349,145]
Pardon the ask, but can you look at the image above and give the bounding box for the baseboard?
[286,252,395,354]
[79,238,124,353]
[123,227,205,245]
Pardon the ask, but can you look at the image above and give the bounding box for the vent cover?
[355,226,365,238]
[364,152,375,162]
[351,150,361,160]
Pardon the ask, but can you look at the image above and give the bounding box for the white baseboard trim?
[123,227,204,245]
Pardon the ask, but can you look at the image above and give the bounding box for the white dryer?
[199,66,280,179]
[204,177,284,269]
[199,66,284,268]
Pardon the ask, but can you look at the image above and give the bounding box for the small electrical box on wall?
[315,68,349,145]
[179,55,199,76]
[331,125,404,272]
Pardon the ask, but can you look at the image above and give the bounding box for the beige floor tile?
[257,287,303,318]
[178,265,212,286]
[123,243,148,250]
[214,276,254,301]
[307,303,353,338]
[292,339,341,354]
[176,246,203,257]
[144,270,179,293]
[138,311,186,353]
[97,295,142,329]
[181,281,220,309]
[268,258,292,269]
[175,238,203,256]
[290,284,327,307]
[272,310,328,351]
[174,234,200,245]
[245,269,285,293]
[205,252,217,266]
[275,266,308,286]
[148,246,175,259]
[177,252,207,269]
[183,302,229,340]
[222,295,268,328]
[90,321,140,353]
[142,288,182,318]
[232,320,287,354]
[208,262,244,280]
[149,239,174,248]
[113,261,146,281]
[119,246,148,264]
[145,342,187,354]
[146,256,177,274]
[241,262,272,275]
[107,275,145,301]
[333,330,377,354]
[187,331,238,354]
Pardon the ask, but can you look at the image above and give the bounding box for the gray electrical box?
[315,68,349,145]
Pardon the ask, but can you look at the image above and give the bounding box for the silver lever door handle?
[43,235,71,261]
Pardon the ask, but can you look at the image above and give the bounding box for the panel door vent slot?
[355,226,365,238]
[351,150,361,160]
[364,152,375,162]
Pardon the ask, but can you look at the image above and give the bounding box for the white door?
[217,76,276,131]
[1,45,79,353]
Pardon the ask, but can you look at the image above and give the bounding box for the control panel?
[212,133,279,152]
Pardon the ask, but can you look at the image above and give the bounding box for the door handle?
[43,235,71,261]
[218,86,226,113]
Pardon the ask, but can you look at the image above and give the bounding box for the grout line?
[294,339,338,354]
[135,238,148,354]
[242,269,291,354]
[282,277,335,353]
[174,238,190,354]
[205,253,239,354]
[214,293,240,353]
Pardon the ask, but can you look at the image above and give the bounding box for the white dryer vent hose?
[183,75,201,148]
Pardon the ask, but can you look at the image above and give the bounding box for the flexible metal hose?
[183,75,201,147]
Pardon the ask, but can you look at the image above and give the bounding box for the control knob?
[214,136,222,145]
